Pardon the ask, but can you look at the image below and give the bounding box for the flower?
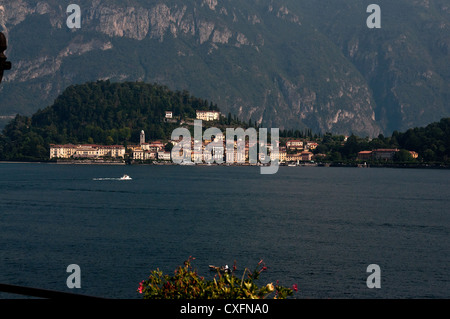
[292,284,298,292]
[138,281,144,293]
[266,283,274,292]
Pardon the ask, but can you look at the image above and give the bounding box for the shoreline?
[1,160,448,169]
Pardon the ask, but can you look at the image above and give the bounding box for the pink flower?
[292,284,298,292]
[138,281,144,293]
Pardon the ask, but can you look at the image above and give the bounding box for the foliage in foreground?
[138,257,297,299]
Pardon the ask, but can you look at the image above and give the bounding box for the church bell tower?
[140,130,145,145]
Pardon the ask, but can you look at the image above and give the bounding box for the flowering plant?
[138,257,296,299]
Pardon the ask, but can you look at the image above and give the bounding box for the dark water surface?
[0,163,449,298]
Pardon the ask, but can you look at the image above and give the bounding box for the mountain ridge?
[0,0,448,136]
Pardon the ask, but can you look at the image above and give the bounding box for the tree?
[329,151,342,162]
[106,136,114,145]
[164,142,173,152]
[394,149,414,162]
[423,149,435,162]
[341,134,360,159]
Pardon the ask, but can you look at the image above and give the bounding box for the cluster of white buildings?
[195,110,221,122]
[131,130,319,164]
[48,131,320,165]
[130,131,170,161]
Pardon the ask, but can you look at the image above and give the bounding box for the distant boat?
[180,160,195,166]
[120,174,132,180]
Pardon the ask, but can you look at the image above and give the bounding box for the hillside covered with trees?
[0,80,449,165]
[311,118,450,165]
[0,80,238,161]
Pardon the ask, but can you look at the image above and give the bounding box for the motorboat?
[180,160,195,166]
[120,174,132,180]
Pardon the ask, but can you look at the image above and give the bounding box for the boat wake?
[93,175,132,181]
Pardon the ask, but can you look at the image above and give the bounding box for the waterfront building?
[98,145,126,158]
[149,141,165,151]
[127,145,143,151]
[301,151,313,161]
[357,151,373,161]
[270,147,287,163]
[371,149,400,161]
[133,149,144,160]
[286,153,302,163]
[157,151,171,161]
[357,149,401,161]
[133,149,157,161]
[226,146,246,163]
[50,144,125,159]
[192,149,204,163]
[50,144,77,159]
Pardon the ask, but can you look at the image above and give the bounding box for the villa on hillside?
[305,142,318,150]
[196,110,221,121]
[286,140,304,150]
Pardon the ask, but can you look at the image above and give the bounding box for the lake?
[0,163,449,299]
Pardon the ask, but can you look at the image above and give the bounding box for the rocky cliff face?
[0,0,448,136]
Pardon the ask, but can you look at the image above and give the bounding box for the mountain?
[0,0,448,136]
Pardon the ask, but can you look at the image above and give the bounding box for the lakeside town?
[49,110,419,167]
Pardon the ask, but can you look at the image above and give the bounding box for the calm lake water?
[0,163,449,299]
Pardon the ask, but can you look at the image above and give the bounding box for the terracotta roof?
[372,149,399,152]
[196,110,219,113]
